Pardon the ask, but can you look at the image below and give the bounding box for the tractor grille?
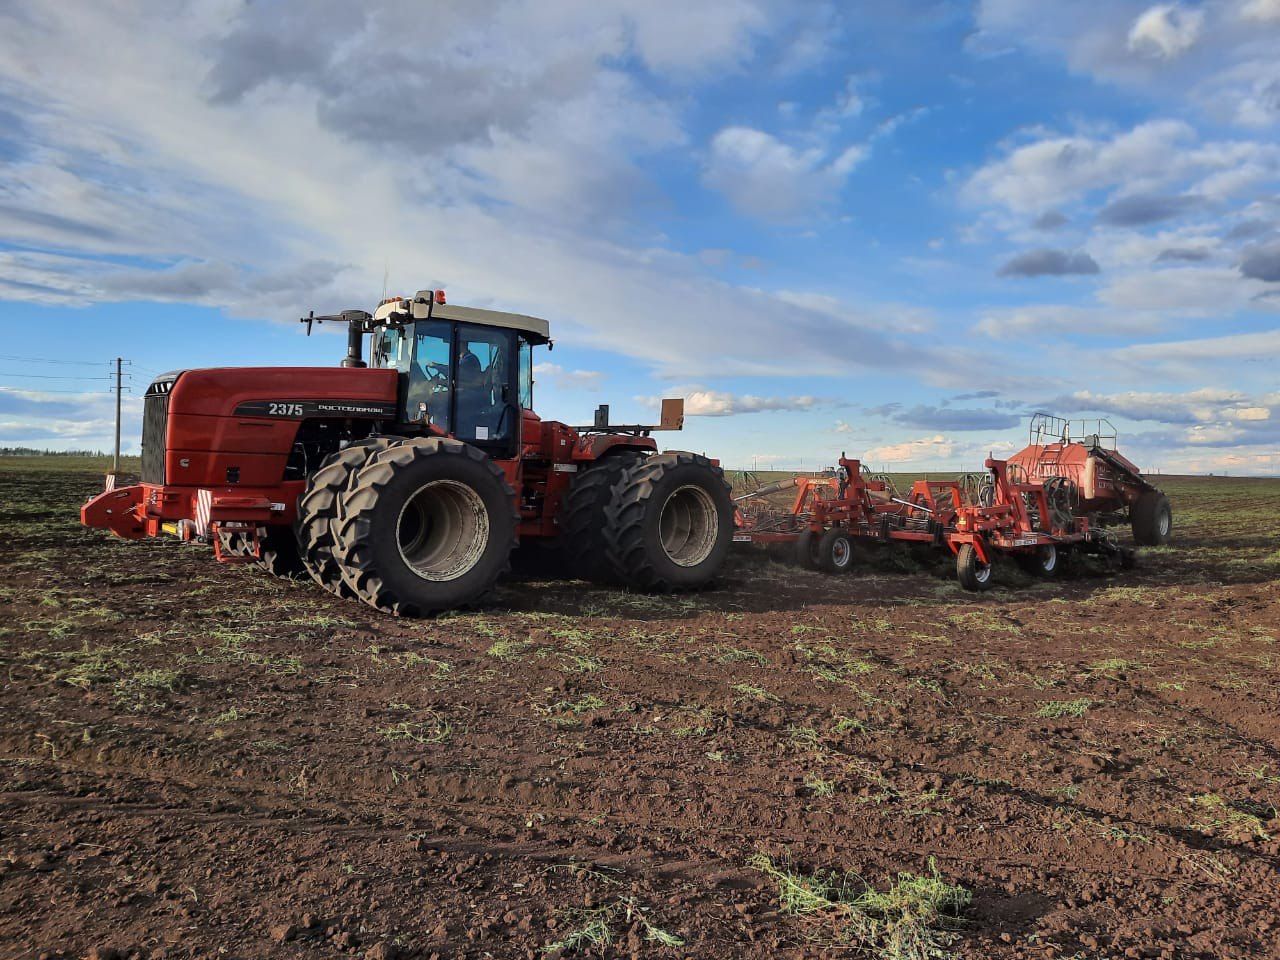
[140,376,176,484]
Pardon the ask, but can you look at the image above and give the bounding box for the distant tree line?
[0,447,110,457]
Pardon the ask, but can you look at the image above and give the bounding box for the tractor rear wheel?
[818,528,855,574]
[1015,544,1059,578]
[1130,490,1172,546]
[956,543,993,591]
[604,452,733,591]
[561,450,645,582]
[332,438,518,616]
[298,437,401,598]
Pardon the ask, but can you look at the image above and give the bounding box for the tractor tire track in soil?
[1,466,1279,959]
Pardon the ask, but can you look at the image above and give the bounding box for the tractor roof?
[373,294,550,344]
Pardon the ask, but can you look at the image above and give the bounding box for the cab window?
[518,339,533,409]
[455,324,515,444]
[406,320,453,433]
[373,325,412,372]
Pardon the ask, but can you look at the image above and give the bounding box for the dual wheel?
[274,439,733,616]
[794,527,856,574]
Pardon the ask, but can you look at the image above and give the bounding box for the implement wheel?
[218,526,305,578]
[794,529,821,570]
[298,437,401,598]
[604,451,734,591]
[332,438,518,616]
[818,528,855,574]
[1015,544,1060,578]
[1131,490,1172,546]
[561,450,645,582]
[956,543,993,592]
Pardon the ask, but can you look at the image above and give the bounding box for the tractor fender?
[576,434,657,461]
[82,485,147,539]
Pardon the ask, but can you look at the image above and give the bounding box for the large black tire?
[1015,544,1060,578]
[817,527,855,574]
[332,438,518,616]
[603,451,734,591]
[956,543,993,591]
[1131,490,1172,546]
[217,526,305,578]
[561,450,645,582]
[256,526,306,578]
[794,529,821,570]
[298,437,402,598]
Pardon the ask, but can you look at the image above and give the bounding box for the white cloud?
[965,121,1195,213]
[703,126,866,221]
[1127,5,1204,60]
[1098,265,1268,315]
[1227,405,1271,420]
[976,0,1280,129]
[532,363,605,390]
[863,434,953,464]
[1049,387,1254,423]
[1240,0,1280,23]
[1110,328,1280,380]
[966,121,1280,215]
[974,304,1165,339]
[662,389,819,417]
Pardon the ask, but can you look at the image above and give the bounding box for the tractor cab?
[366,292,549,458]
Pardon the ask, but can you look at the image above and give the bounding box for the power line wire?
[0,354,109,366]
[0,372,113,380]
[0,385,112,394]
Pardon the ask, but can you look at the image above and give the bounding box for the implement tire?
[332,438,517,616]
[604,451,733,591]
[794,529,821,570]
[956,543,993,592]
[1131,490,1172,546]
[561,450,645,583]
[298,437,402,598]
[818,528,855,574]
[217,526,305,578]
[1015,544,1060,578]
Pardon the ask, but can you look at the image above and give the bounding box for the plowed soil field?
[2,462,1278,960]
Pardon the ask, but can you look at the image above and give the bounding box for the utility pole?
[112,357,123,476]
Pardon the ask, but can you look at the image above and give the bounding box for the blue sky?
[1,0,1278,473]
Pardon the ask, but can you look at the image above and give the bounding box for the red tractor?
[82,291,735,615]
[1007,414,1172,547]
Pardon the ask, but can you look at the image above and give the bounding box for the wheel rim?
[396,480,489,581]
[832,537,851,569]
[659,484,719,567]
[1040,545,1057,573]
[1158,508,1170,537]
[974,558,991,584]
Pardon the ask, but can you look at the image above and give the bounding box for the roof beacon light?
[435,289,446,304]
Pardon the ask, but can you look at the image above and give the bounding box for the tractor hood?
[165,367,399,418]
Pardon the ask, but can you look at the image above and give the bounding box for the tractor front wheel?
[332,438,518,616]
[1130,490,1172,546]
[818,528,855,574]
[297,437,401,598]
[604,452,734,591]
[956,543,993,591]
